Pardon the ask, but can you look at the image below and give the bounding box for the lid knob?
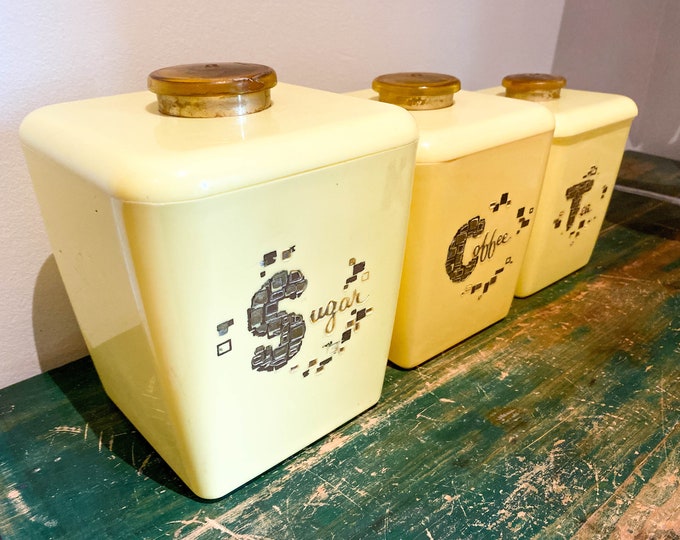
[148,62,277,117]
[502,73,566,101]
[372,72,461,110]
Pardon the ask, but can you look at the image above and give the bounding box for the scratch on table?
[171,511,274,540]
[576,423,680,537]
[523,409,577,451]
[476,384,490,399]
[307,468,362,510]
[380,508,390,538]
[359,414,381,432]
[611,471,680,539]
[7,487,30,517]
[317,432,350,456]
[490,439,576,531]
[106,431,131,452]
[370,467,388,478]
[416,403,439,422]
[43,425,85,449]
[586,461,602,497]
[137,453,153,476]
[0,403,16,415]
[442,493,464,517]
[167,453,315,539]
[304,484,329,510]
[7,487,58,529]
[49,425,83,436]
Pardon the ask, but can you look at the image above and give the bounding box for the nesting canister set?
[21,63,638,499]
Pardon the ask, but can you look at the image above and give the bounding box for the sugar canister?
[21,63,418,498]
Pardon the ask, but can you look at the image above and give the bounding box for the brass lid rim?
[502,73,567,92]
[148,62,277,98]
[372,72,462,97]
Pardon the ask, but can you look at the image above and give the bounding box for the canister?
[348,73,554,368]
[479,74,638,297]
[21,63,418,499]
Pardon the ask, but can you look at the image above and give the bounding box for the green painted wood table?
[2,151,679,539]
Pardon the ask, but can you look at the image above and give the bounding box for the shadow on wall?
[33,255,89,372]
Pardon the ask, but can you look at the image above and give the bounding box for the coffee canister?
[349,72,554,368]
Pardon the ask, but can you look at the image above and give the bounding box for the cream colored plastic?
[348,89,554,368]
[350,89,555,163]
[21,84,417,202]
[479,86,638,296]
[22,83,418,499]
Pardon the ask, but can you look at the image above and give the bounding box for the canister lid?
[21,82,419,203]
[502,73,566,101]
[148,62,277,117]
[372,72,461,110]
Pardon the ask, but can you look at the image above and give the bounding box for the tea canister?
[21,63,418,499]
[348,73,554,368]
[479,74,638,297]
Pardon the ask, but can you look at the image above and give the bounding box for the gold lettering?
[310,289,368,334]
[325,314,336,333]
[340,295,352,311]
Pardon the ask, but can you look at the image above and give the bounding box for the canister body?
[390,132,552,367]
[479,86,637,297]
[22,84,417,498]
[349,89,554,368]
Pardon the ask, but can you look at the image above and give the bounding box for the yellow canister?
[349,72,554,368]
[21,63,418,498]
[479,74,638,297]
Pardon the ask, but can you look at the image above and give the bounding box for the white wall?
[0,1,566,389]
[552,0,680,160]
